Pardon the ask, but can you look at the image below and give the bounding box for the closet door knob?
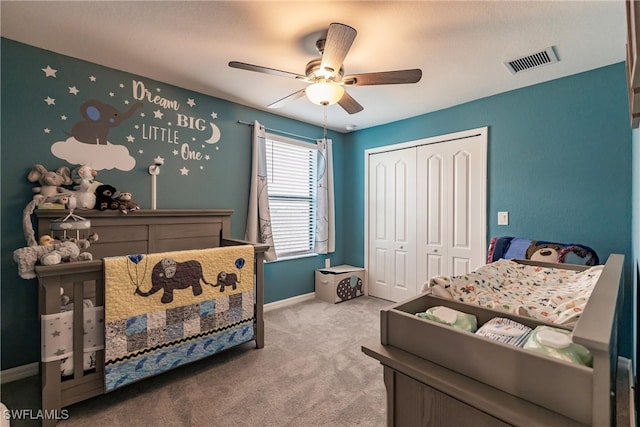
[434,249,438,253]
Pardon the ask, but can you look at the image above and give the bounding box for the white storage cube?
[315,265,365,303]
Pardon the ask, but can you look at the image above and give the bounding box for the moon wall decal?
[205,122,221,144]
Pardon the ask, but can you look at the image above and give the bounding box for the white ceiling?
[0,1,627,132]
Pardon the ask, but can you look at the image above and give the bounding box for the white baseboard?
[0,362,38,384]
[0,294,315,384]
[264,292,315,312]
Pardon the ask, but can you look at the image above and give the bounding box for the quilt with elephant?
[103,245,254,392]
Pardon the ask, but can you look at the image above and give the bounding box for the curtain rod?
[237,120,319,142]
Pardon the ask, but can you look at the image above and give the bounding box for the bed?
[362,255,625,426]
[34,209,268,426]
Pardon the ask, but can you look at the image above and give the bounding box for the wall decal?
[69,100,143,145]
[38,63,223,176]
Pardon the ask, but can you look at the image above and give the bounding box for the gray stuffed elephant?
[135,257,214,304]
[69,100,143,145]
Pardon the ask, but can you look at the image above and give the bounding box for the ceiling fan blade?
[229,61,305,80]
[343,69,422,86]
[320,23,357,76]
[268,88,307,109]
[338,90,364,115]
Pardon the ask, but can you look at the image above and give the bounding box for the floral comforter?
[427,259,603,325]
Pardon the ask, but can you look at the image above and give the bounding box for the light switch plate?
[498,211,509,225]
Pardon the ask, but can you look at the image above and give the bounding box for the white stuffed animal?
[70,165,98,209]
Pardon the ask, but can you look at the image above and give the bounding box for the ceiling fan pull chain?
[323,104,328,140]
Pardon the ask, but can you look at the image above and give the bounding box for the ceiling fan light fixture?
[305,81,344,106]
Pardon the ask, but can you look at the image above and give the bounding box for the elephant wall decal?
[336,275,363,302]
[214,272,239,292]
[135,257,213,304]
[69,100,143,145]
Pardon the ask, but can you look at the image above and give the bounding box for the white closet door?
[416,135,486,289]
[366,128,486,303]
[367,148,417,301]
[415,147,446,285]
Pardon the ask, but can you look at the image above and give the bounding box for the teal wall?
[1,37,635,369]
[0,38,343,369]
[342,63,634,357]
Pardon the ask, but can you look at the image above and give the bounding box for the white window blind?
[265,134,317,258]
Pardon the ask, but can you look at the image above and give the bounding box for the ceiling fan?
[229,23,422,114]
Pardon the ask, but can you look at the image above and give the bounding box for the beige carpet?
[2,296,391,427]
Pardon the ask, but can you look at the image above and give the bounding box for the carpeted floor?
[2,296,392,427]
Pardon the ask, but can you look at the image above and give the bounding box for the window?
[264,133,317,258]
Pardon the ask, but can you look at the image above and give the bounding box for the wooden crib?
[34,209,268,426]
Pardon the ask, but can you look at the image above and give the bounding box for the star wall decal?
[42,65,57,77]
[68,86,79,95]
[126,135,135,142]
[210,112,218,119]
[187,98,196,107]
[154,156,165,165]
[44,96,55,105]
[180,167,189,176]
[153,110,164,119]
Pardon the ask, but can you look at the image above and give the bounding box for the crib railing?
[34,241,268,425]
[36,260,106,426]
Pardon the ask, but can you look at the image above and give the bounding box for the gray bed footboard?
[366,254,625,426]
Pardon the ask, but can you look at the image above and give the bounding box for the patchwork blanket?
[427,259,603,325]
[104,246,255,392]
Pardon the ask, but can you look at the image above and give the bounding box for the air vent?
[504,47,559,74]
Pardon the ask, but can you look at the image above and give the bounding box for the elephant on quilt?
[135,257,213,303]
[214,271,238,292]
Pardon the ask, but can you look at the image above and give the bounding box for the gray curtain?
[245,121,276,261]
[314,138,335,254]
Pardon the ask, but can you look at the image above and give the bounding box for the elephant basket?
[314,265,366,304]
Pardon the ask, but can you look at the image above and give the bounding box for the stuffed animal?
[71,165,97,191]
[95,184,118,211]
[39,235,55,246]
[526,242,564,263]
[113,191,140,214]
[60,287,70,306]
[23,164,74,247]
[27,164,73,202]
[12,233,99,280]
[70,165,98,209]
